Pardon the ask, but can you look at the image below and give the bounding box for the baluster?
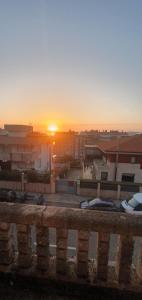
[77,230,89,278]
[17,224,32,268]
[0,222,13,267]
[137,242,142,283]
[36,226,49,271]
[56,229,68,275]
[96,232,110,281]
[116,235,134,284]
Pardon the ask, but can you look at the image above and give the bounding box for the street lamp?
[50,141,56,193]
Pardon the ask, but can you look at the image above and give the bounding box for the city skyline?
[0,1,142,130]
[0,121,142,133]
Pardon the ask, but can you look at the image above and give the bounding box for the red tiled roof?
[95,135,142,153]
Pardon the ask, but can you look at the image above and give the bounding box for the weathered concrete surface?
[0,203,142,235]
[0,203,141,294]
[0,273,141,300]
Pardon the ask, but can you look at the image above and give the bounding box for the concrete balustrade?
[77,230,89,278]
[0,222,13,267]
[116,235,134,284]
[36,226,49,271]
[138,243,142,283]
[96,232,110,281]
[0,203,141,292]
[17,224,32,268]
[56,229,68,274]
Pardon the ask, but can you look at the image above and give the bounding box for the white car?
[121,193,142,215]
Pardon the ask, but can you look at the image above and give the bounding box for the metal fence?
[80,179,141,193]
[56,179,77,194]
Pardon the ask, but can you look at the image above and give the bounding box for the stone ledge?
[0,203,142,235]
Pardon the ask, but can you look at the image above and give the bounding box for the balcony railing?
[10,153,33,162]
[0,203,141,293]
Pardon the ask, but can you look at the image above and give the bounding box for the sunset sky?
[0,0,142,131]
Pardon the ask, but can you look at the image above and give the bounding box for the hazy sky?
[0,0,142,131]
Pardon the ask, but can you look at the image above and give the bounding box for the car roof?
[133,193,142,203]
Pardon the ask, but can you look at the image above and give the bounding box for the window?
[131,157,136,163]
[101,171,108,181]
[135,204,142,211]
[121,173,135,183]
[128,197,138,208]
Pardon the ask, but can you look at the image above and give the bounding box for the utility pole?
[50,141,56,193]
[114,136,120,181]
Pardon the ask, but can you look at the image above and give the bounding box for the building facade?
[0,136,50,172]
[53,131,76,158]
[85,135,142,183]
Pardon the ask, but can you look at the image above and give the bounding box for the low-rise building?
[4,124,33,137]
[0,135,50,172]
[85,135,142,183]
[75,130,128,159]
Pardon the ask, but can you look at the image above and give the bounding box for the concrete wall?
[79,180,141,200]
[78,187,97,197]
[116,162,142,182]
[100,189,117,199]
[79,187,138,200]
[0,181,21,190]
[0,203,141,291]
[119,191,136,200]
[25,182,51,193]
[93,161,115,181]
[0,180,51,193]
[94,160,142,183]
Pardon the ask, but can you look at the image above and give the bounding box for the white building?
[85,135,142,183]
[0,135,50,172]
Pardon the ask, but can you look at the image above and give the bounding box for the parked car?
[0,189,45,205]
[17,192,45,204]
[121,193,142,215]
[80,198,120,212]
[0,189,16,202]
[36,194,45,205]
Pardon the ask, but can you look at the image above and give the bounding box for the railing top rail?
[0,203,142,236]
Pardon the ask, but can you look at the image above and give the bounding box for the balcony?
[0,203,141,298]
[93,159,109,172]
[10,152,33,163]
[0,153,11,161]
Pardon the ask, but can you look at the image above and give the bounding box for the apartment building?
[0,135,50,172]
[4,124,33,137]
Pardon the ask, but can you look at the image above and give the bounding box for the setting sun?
[48,124,58,133]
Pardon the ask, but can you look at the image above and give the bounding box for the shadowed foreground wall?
[0,203,141,293]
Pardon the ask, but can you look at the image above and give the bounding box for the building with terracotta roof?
[84,135,142,183]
